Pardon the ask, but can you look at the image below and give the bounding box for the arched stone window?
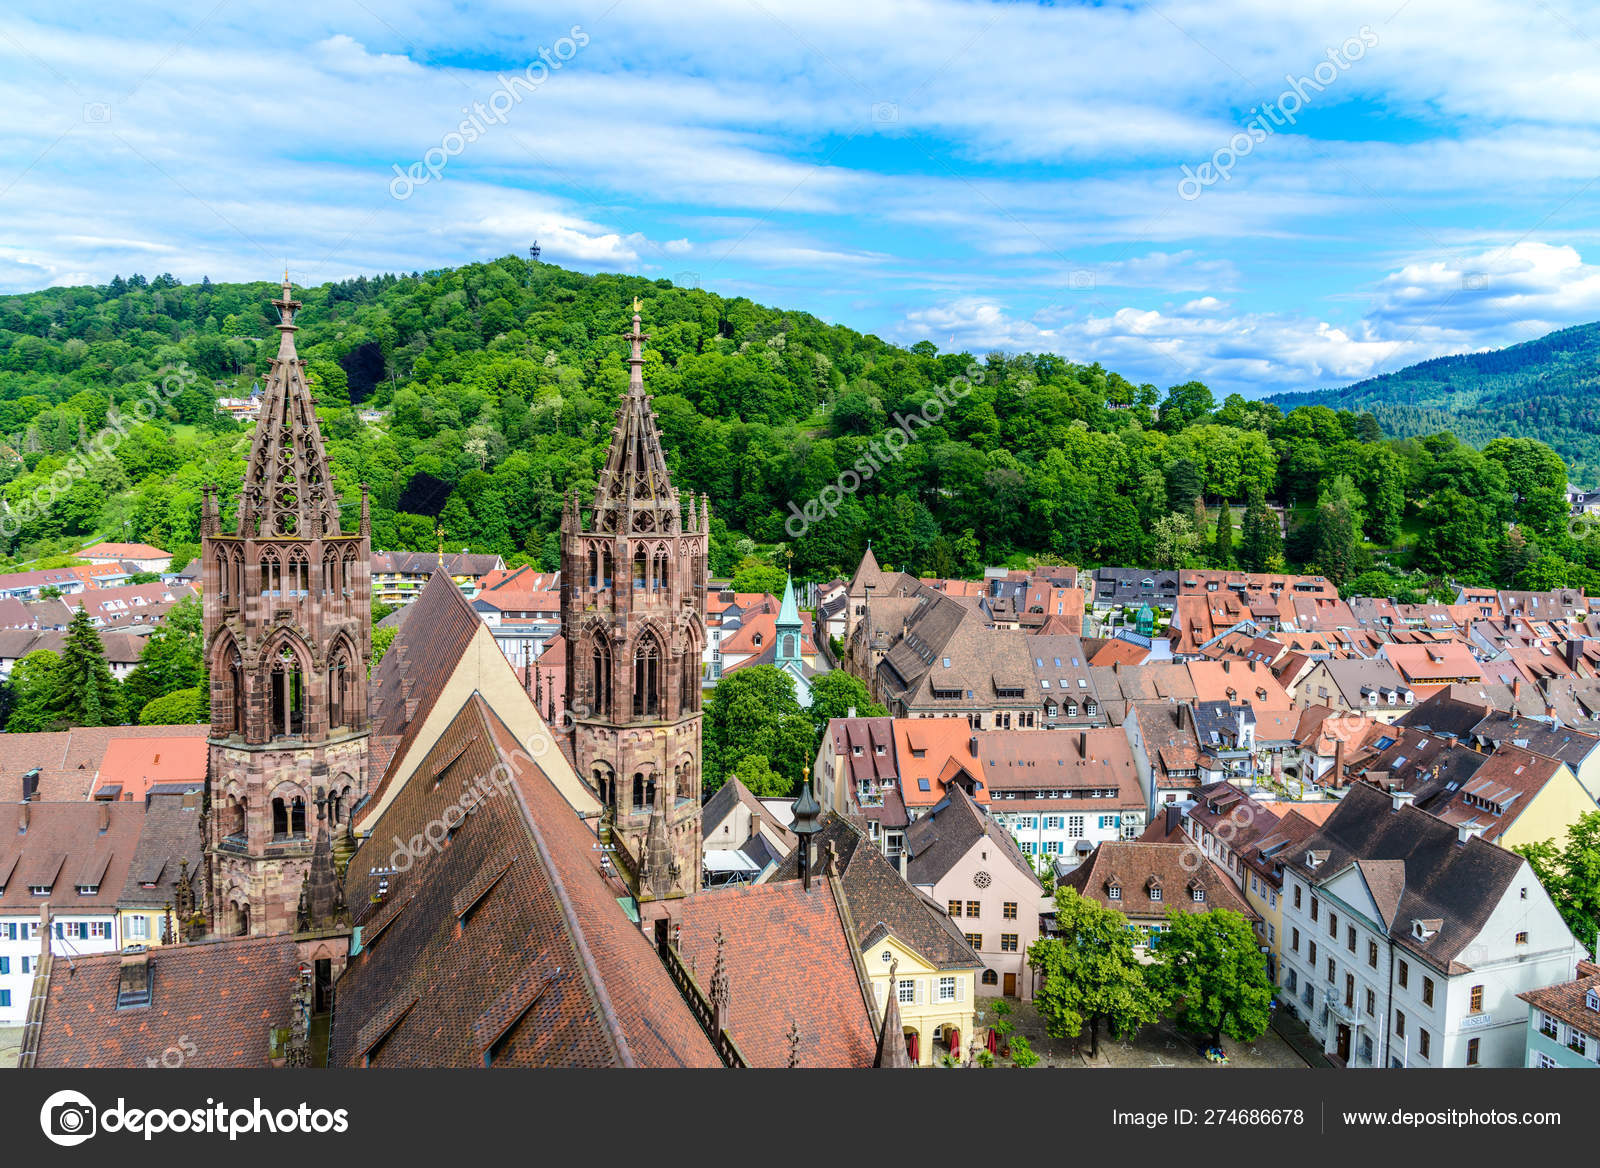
[273,794,307,839]
[632,771,646,809]
[267,641,306,738]
[327,647,352,730]
[680,646,700,713]
[213,635,245,734]
[633,633,661,716]
[261,546,282,596]
[286,546,309,597]
[589,635,612,717]
[652,548,669,592]
[588,546,599,589]
[632,548,647,591]
[323,547,341,606]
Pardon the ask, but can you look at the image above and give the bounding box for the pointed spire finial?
[875,958,911,1067]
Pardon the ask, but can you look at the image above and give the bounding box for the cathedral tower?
[200,275,372,936]
[561,301,708,902]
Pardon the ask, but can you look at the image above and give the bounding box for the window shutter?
[916,979,926,1005]
[956,976,966,1002]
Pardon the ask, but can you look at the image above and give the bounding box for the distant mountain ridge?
[1269,321,1600,486]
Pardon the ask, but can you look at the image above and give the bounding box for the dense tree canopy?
[2,256,1596,608]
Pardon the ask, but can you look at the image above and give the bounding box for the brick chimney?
[21,768,39,802]
[1078,730,1088,758]
[1333,735,1346,787]
[1390,789,1415,812]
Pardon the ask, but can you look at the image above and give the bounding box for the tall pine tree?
[57,608,124,727]
[1212,503,1232,567]
[1239,489,1282,572]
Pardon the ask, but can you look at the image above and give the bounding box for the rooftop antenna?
[529,241,541,261]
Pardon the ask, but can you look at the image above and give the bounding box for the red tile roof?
[332,694,719,1068]
[33,934,300,1068]
[673,879,878,1067]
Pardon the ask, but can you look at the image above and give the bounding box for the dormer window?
[28,884,51,896]
[1108,882,1121,900]
[1191,886,1205,902]
[1586,990,1599,1013]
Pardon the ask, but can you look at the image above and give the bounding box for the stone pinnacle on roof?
[709,924,731,1032]
[874,958,911,1068]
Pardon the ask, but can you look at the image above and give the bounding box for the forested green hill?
[1271,322,1600,487]
[0,256,1594,596]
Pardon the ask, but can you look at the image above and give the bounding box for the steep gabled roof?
[331,694,719,1068]
[1282,782,1529,973]
[904,784,1041,889]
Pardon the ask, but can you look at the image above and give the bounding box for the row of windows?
[959,933,1021,951]
[0,920,111,941]
[1107,884,1205,904]
[947,901,1020,920]
[1537,1012,1596,1059]
[893,975,968,1004]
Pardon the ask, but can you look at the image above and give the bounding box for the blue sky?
[2,0,1600,397]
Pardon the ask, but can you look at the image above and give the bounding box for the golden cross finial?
[632,296,642,314]
[436,525,446,567]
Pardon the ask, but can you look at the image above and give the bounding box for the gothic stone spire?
[591,302,679,536]
[237,276,341,538]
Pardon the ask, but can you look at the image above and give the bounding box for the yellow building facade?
[864,930,979,1066]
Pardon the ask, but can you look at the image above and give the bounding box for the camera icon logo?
[1461,272,1489,291]
[871,101,899,123]
[83,102,112,123]
[40,1089,97,1147]
[1068,269,1096,291]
